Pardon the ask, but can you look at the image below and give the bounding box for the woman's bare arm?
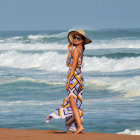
[67,48,79,84]
[66,51,71,67]
[66,44,73,67]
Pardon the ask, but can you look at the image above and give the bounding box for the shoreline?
[0,128,140,140]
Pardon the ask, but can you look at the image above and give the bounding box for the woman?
[46,30,92,134]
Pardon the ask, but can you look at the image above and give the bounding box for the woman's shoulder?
[73,47,82,55]
[71,47,83,59]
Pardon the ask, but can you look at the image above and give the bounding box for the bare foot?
[66,131,74,134]
[75,126,85,134]
[46,116,52,123]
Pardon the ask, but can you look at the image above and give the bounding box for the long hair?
[82,36,85,52]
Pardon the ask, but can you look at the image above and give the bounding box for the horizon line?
[0,27,140,32]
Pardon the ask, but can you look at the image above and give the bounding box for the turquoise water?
[0,29,140,134]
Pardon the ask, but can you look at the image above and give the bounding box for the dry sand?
[0,128,140,140]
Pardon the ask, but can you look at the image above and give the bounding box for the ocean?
[0,29,140,135]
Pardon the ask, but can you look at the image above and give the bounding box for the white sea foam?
[125,91,140,98]
[86,79,110,86]
[28,35,46,40]
[108,76,140,97]
[0,43,67,51]
[83,56,140,72]
[0,37,140,51]
[0,77,65,85]
[85,76,140,98]
[0,100,61,106]
[0,51,68,71]
[86,39,140,49]
[27,32,67,39]
[0,32,67,43]
[0,50,140,72]
[0,36,23,43]
[46,32,67,38]
[16,77,65,85]
[117,129,140,135]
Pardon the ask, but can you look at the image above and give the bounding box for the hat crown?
[76,30,86,36]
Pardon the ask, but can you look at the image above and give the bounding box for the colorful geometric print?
[46,53,84,132]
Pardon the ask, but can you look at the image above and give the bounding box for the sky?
[0,0,140,31]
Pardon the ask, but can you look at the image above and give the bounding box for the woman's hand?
[66,81,69,90]
[68,44,73,52]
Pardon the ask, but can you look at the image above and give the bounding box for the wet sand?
[0,128,140,140]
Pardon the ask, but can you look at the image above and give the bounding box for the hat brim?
[67,31,92,45]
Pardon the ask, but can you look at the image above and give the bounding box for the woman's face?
[73,34,84,46]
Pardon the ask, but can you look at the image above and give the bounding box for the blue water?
[0,29,140,134]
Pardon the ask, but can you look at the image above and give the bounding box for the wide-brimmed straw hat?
[67,30,92,45]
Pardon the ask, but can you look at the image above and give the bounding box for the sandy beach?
[0,128,140,140]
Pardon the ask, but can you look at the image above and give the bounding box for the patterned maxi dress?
[46,51,84,132]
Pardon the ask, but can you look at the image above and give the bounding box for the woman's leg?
[69,96,84,133]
